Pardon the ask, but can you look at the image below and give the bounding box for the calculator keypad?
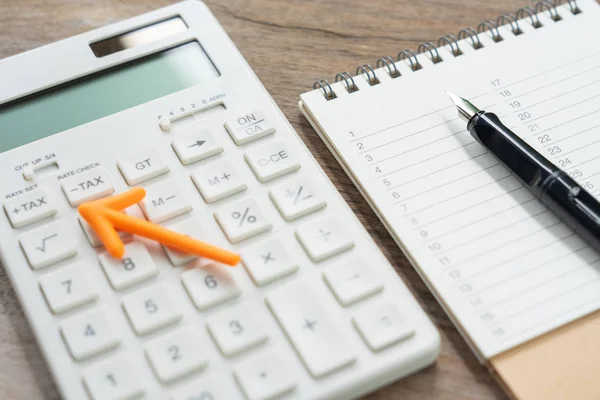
[3,187,56,228]
[2,104,419,398]
[19,221,78,270]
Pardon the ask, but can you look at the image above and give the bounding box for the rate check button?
[61,168,114,207]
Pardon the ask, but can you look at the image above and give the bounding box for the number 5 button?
[122,284,182,336]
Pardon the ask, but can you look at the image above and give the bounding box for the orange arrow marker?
[78,188,240,266]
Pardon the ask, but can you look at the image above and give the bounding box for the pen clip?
[569,186,600,226]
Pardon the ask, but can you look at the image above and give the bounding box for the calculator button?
[61,308,120,361]
[324,260,383,306]
[19,221,77,270]
[207,305,269,357]
[78,204,140,247]
[162,219,211,267]
[140,181,192,223]
[145,327,208,384]
[353,303,415,352]
[83,356,145,400]
[172,128,223,165]
[117,147,170,185]
[171,374,239,400]
[99,242,158,290]
[191,160,247,203]
[182,267,240,311]
[241,238,298,286]
[3,188,56,228]
[233,351,296,400]
[244,141,300,183]
[215,198,272,243]
[266,282,356,378]
[225,109,275,145]
[122,284,182,336]
[295,217,354,262]
[269,178,327,221]
[39,264,98,314]
[61,167,113,206]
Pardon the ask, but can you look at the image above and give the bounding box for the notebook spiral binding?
[313,0,582,101]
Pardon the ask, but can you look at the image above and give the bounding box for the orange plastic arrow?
[78,188,240,266]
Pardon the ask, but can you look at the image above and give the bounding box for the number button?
[19,221,77,270]
[225,109,275,145]
[39,263,98,314]
[3,188,57,228]
[140,181,192,223]
[323,260,383,306]
[162,219,212,267]
[244,141,300,183]
[269,178,326,220]
[145,327,208,384]
[295,217,354,262]
[191,159,247,203]
[266,282,356,378]
[214,198,272,243]
[233,351,296,400]
[241,238,298,286]
[60,308,120,361]
[122,284,182,335]
[117,147,170,185]
[60,167,114,206]
[171,374,240,400]
[207,305,269,357]
[172,128,223,165]
[83,356,145,400]
[99,242,158,290]
[353,303,415,351]
[182,266,240,311]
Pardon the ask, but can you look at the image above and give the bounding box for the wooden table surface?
[0,0,541,398]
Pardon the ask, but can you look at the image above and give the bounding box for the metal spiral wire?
[314,0,580,100]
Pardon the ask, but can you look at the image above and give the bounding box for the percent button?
[215,198,272,243]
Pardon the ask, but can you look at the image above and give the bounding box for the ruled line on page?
[526,92,600,124]
[542,122,600,147]
[533,107,600,136]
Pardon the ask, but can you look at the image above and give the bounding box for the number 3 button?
[207,305,269,357]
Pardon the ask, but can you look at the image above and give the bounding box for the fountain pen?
[447,91,600,253]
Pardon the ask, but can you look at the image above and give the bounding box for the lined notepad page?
[300,0,600,358]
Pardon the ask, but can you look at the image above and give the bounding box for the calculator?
[0,2,439,399]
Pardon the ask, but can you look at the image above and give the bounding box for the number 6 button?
[182,267,240,311]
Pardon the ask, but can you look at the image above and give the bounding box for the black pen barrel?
[468,111,600,252]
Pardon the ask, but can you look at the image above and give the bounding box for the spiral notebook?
[300,0,600,380]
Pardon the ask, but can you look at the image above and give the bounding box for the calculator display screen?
[0,41,219,153]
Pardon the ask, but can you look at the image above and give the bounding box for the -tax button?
[117,148,170,185]
[61,168,114,207]
[3,188,57,228]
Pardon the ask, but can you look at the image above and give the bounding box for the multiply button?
[225,109,275,145]
[241,238,298,286]
[244,141,300,183]
[61,168,113,206]
[117,148,170,185]
[3,188,57,228]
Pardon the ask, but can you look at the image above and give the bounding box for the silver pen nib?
[446,91,480,122]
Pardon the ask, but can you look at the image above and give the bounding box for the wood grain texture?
[0,0,539,398]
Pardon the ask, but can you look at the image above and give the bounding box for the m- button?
[3,188,57,228]
[118,148,170,185]
[61,168,114,207]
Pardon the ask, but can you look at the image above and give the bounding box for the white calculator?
[0,2,439,399]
